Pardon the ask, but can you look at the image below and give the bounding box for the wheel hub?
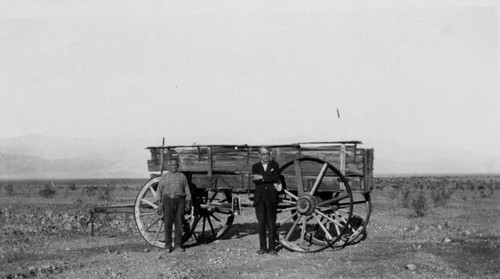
[296,195,316,215]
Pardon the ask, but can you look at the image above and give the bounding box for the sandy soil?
[1,178,499,279]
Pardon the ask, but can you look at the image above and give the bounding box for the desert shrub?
[98,185,114,201]
[431,186,454,207]
[411,191,430,217]
[400,187,412,208]
[85,185,98,196]
[487,185,494,197]
[122,184,130,192]
[388,187,399,200]
[39,184,56,198]
[75,198,83,206]
[6,184,15,196]
[480,190,487,198]
[68,183,77,191]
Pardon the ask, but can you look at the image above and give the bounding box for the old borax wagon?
[130,141,374,253]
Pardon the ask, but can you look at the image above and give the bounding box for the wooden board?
[146,142,374,193]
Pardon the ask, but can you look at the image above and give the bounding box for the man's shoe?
[256,249,267,255]
[165,246,173,253]
[174,246,185,252]
[268,250,278,255]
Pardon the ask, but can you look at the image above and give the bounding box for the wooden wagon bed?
[146,141,374,193]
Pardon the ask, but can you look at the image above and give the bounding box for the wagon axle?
[296,195,317,215]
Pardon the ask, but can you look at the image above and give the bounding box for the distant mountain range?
[365,138,499,175]
[0,135,498,179]
[0,135,154,179]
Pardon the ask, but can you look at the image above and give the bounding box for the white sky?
[1,0,499,161]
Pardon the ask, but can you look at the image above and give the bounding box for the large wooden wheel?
[187,189,235,244]
[332,192,371,247]
[276,158,354,253]
[134,177,191,248]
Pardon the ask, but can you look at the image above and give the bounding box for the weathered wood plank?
[146,143,373,193]
[363,148,374,192]
[188,173,366,193]
[148,146,368,175]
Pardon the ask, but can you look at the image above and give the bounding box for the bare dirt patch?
[1,176,499,278]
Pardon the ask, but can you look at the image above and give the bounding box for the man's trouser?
[162,195,185,248]
[255,197,277,251]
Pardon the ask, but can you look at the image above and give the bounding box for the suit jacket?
[252,160,280,206]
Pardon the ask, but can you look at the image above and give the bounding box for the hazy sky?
[1,1,499,164]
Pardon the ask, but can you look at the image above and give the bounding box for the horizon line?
[1,173,499,181]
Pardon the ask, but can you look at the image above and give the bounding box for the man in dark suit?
[252,146,280,255]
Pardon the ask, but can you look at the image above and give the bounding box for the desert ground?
[1,175,499,279]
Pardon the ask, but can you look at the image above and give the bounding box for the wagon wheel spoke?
[323,215,340,238]
[279,207,297,213]
[212,207,233,215]
[278,211,299,228]
[316,213,340,238]
[293,159,305,195]
[281,199,297,205]
[334,192,371,246]
[155,219,164,240]
[315,207,365,247]
[192,232,199,242]
[206,215,216,236]
[333,220,341,236]
[300,216,308,241]
[337,201,368,207]
[316,193,350,207]
[189,216,201,241]
[334,209,358,235]
[208,192,217,203]
[186,189,235,245]
[284,214,302,241]
[303,211,342,245]
[309,163,328,196]
[148,185,157,199]
[141,198,157,209]
[315,209,346,229]
[139,212,157,216]
[312,213,334,241]
[201,216,207,238]
[145,217,161,232]
[284,189,299,201]
[209,212,222,223]
[191,210,234,243]
[277,157,354,253]
[277,197,296,214]
[337,208,355,219]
